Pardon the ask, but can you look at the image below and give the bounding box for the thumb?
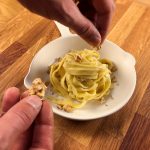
[0,96,42,149]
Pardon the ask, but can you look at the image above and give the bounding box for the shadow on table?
[54,107,127,139]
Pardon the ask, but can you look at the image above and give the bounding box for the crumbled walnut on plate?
[63,105,73,112]
[57,104,73,112]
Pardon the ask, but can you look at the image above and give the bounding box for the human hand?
[0,87,53,150]
[18,0,115,46]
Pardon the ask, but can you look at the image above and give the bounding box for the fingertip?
[20,91,29,99]
[34,100,53,125]
[2,87,20,112]
[4,87,20,98]
[81,33,101,46]
[43,100,51,107]
[43,100,54,123]
[90,34,101,46]
[43,100,53,112]
[74,19,102,46]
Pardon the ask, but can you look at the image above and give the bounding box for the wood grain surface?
[0,0,150,149]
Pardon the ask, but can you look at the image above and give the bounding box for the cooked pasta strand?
[49,49,115,111]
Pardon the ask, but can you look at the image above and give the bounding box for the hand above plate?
[18,0,115,46]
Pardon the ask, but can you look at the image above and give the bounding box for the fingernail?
[26,96,42,111]
[89,39,100,47]
[94,35,101,44]
[89,34,101,46]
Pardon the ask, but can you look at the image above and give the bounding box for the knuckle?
[12,110,33,127]
[53,0,75,25]
[78,23,92,36]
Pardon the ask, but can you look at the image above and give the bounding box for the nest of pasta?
[48,49,116,112]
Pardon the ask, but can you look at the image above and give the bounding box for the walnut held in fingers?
[29,78,47,98]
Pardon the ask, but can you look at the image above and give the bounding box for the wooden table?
[0,0,150,149]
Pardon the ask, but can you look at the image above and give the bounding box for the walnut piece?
[57,104,73,112]
[74,54,82,62]
[62,105,73,112]
[29,78,47,98]
[111,65,117,72]
[57,105,63,110]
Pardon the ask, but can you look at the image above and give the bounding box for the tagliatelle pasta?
[48,49,116,112]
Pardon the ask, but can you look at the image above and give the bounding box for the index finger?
[31,101,54,150]
[96,13,112,43]
[93,0,115,42]
[1,87,20,112]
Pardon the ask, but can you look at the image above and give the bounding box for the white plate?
[24,22,136,120]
